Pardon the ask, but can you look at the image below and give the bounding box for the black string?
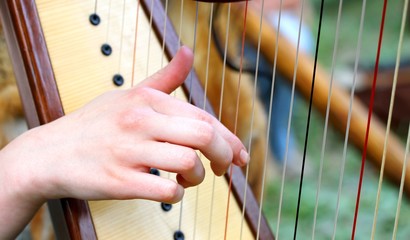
[293,0,325,239]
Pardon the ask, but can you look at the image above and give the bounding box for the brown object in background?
[356,62,410,128]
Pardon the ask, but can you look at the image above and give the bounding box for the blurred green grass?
[262,0,410,239]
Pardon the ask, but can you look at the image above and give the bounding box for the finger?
[120,172,184,204]
[146,93,249,167]
[137,46,194,94]
[134,142,205,187]
[141,114,237,176]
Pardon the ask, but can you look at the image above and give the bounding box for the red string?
[224,2,248,239]
[351,0,388,238]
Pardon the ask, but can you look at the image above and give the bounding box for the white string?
[198,4,214,238]
[240,0,263,238]
[371,0,408,237]
[160,0,168,69]
[392,125,410,239]
[208,3,231,240]
[275,0,305,237]
[331,0,367,238]
[130,0,141,87]
[105,0,113,42]
[256,0,283,239]
[178,0,184,45]
[186,2,199,105]
[163,0,171,181]
[177,0,185,233]
[145,0,154,78]
[311,0,344,238]
[191,3,200,238]
[93,0,98,13]
[202,3,214,109]
[117,0,127,74]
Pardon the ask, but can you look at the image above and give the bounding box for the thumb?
[137,46,194,94]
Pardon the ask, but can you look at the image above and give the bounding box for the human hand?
[0,47,248,208]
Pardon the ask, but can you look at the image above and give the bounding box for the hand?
[0,46,248,210]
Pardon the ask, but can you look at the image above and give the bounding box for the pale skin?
[0,46,249,239]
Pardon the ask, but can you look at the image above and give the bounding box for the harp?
[0,0,273,239]
[1,0,410,239]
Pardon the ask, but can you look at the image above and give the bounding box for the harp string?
[311,0,344,237]
[145,0,155,78]
[371,0,409,237]
[254,0,284,237]
[159,0,185,231]
[177,0,185,45]
[202,3,214,111]
[255,0,277,238]
[177,0,185,234]
[94,0,98,14]
[117,0,127,76]
[224,2,249,239]
[190,3,200,239]
[240,0,263,239]
[331,0,366,237]
[329,0,367,236]
[131,0,141,87]
[293,0,325,238]
[160,0,168,69]
[351,0,388,238]
[188,2,199,105]
[105,0,113,42]
[275,0,306,237]
[189,3,214,239]
[393,123,410,239]
[208,3,232,240]
[191,3,216,237]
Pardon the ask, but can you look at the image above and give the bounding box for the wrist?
[0,131,48,205]
[0,138,45,238]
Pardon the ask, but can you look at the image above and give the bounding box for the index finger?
[146,90,250,167]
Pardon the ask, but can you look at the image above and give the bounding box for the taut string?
[293,0,325,238]
[351,0,388,238]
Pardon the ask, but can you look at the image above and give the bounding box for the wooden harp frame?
[0,0,274,239]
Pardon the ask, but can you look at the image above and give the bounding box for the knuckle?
[116,108,148,131]
[109,144,133,164]
[195,110,213,124]
[160,182,181,203]
[179,149,198,172]
[128,87,153,100]
[194,122,215,147]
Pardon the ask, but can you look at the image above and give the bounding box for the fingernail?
[240,149,250,165]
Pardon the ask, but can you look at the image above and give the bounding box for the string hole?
[150,168,160,176]
[173,230,184,240]
[112,74,124,86]
[101,44,112,56]
[89,13,101,26]
[161,203,172,212]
